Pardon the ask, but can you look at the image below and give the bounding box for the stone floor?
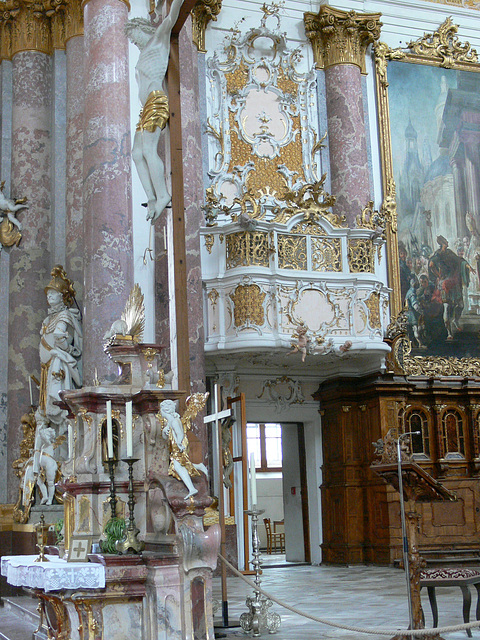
[213,558,480,639]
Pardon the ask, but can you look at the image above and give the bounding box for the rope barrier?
[218,554,480,636]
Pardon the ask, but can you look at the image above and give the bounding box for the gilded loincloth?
[136,90,169,133]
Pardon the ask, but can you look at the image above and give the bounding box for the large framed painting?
[375,19,480,374]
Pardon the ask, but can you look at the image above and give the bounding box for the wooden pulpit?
[372,429,456,639]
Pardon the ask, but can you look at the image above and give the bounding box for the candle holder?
[116,458,145,554]
[240,507,281,637]
[34,513,50,563]
[107,457,118,520]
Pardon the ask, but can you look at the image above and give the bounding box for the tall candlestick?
[250,453,257,507]
[126,401,133,457]
[28,376,33,406]
[106,400,113,459]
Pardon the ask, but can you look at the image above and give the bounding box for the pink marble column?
[65,35,85,300]
[304,7,381,227]
[179,21,207,457]
[7,51,52,500]
[82,0,133,384]
[325,64,370,226]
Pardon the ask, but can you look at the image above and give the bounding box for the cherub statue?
[0,181,28,248]
[125,0,185,223]
[158,395,208,500]
[287,323,310,362]
[23,414,59,508]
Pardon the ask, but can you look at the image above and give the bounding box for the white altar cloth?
[1,555,105,592]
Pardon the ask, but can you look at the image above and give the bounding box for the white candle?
[28,376,33,406]
[126,401,133,457]
[106,400,113,459]
[68,424,73,460]
[250,453,257,507]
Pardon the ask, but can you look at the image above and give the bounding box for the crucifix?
[204,384,232,627]
[126,0,199,397]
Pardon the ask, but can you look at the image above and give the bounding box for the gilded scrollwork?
[281,175,346,228]
[191,0,222,53]
[229,283,266,328]
[347,239,374,273]
[277,234,307,270]
[365,292,382,329]
[226,231,270,269]
[311,237,342,272]
[204,234,214,254]
[406,17,478,68]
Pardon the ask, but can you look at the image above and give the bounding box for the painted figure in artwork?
[0,181,28,249]
[428,235,472,340]
[159,397,208,500]
[125,0,185,223]
[39,265,82,442]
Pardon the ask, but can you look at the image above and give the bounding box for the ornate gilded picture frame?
[375,19,480,374]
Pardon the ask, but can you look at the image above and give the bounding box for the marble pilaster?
[8,51,53,501]
[65,35,85,300]
[304,7,381,227]
[82,0,133,384]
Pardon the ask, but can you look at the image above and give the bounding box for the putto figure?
[39,265,82,440]
[125,0,185,223]
[0,181,28,248]
[159,395,208,500]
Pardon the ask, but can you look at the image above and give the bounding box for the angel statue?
[158,395,208,500]
[125,0,185,224]
[0,181,28,249]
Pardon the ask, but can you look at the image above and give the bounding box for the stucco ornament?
[0,181,28,249]
[125,0,185,223]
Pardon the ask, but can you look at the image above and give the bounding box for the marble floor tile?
[213,563,480,640]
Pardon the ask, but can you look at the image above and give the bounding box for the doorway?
[246,422,310,563]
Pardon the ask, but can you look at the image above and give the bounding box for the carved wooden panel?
[315,375,480,564]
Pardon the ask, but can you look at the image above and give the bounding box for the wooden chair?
[264,517,285,554]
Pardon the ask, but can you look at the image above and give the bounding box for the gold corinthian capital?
[0,0,84,60]
[304,6,382,74]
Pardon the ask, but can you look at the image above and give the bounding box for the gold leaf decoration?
[121,284,145,343]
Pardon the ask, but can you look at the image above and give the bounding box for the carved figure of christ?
[127,0,189,223]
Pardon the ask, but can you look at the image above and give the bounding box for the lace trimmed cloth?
[1,555,105,592]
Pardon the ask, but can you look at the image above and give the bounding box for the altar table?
[1,555,105,592]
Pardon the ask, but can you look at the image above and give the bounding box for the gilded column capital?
[64,0,83,41]
[0,0,84,58]
[191,0,222,53]
[304,6,382,74]
[0,0,52,58]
